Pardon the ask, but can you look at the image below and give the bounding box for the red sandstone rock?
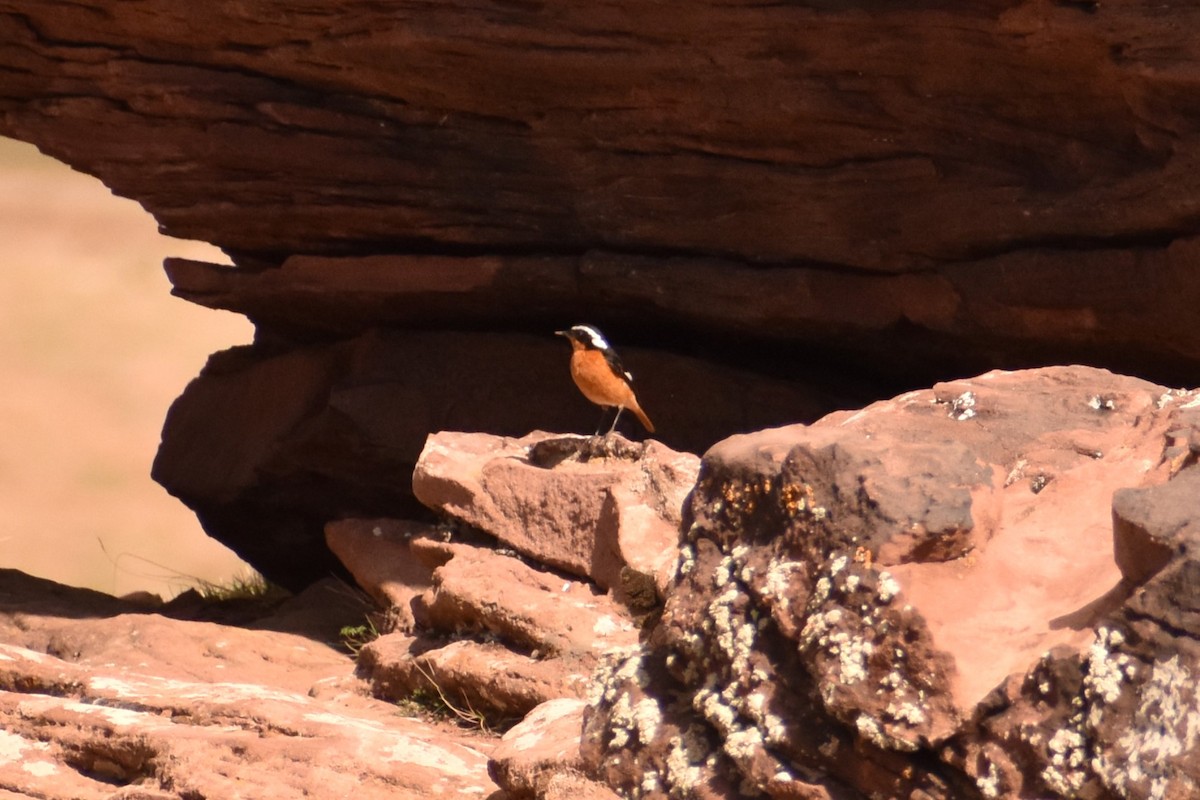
[0,570,498,799]
[417,538,639,659]
[153,330,830,590]
[359,633,581,725]
[580,366,1200,799]
[164,247,1200,392]
[413,430,699,596]
[324,518,436,631]
[333,524,640,722]
[4,1,1200,438]
[489,698,619,800]
[4,1,1200,283]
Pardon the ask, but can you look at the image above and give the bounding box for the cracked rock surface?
[0,570,498,800]
[580,366,1200,799]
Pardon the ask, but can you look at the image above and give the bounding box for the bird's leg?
[593,407,611,437]
[607,406,625,435]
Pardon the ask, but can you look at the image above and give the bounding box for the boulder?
[580,366,1200,799]
[489,698,619,800]
[412,430,700,596]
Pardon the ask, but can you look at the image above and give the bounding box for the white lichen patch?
[587,645,645,706]
[712,557,732,588]
[693,687,736,734]
[676,544,696,577]
[1093,654,1200,800]
[799,607,834,648]
[615,648,651,688]
[741,690,766,719]
[834,634,872,684]
[1084,627,1131,706]
[593,615,620,637]
[763,713,787,744]
[1042,727,1088,796]
[1004,458,1028,487]
[884,700,926,726]
[633,698,663,745]
[949,391,977,421]
[856,710,920,752]
[762,558,803,609]
[723,727,763,765]
[976,758,1002,799]
[608,692,635,748]
[812,576,832,604]
[664,730,707,796]
[877,572,901,602]
[855,713,885,744]
[641,769,661,794]
[1153,387,1200,409]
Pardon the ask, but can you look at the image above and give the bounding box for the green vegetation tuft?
[194,570,276,603]
[339,618,381,655]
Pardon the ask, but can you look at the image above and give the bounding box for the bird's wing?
[601,347,634,383]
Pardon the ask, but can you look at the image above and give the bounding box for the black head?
[555,324,612,351]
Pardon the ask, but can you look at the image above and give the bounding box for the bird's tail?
[630,402,655,433]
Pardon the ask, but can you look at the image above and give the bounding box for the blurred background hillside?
[0,136,252,598]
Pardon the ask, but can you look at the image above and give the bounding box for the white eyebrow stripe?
[575,325,611,350]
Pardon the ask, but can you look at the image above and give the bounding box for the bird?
[556,324,655,435]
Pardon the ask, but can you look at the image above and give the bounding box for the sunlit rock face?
[580,367,1200,799]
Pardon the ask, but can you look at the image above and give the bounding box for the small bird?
[556,324,655,435]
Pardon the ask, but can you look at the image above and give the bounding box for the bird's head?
[556,324,612,352]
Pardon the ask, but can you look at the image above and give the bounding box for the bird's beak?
[555,330,570,338]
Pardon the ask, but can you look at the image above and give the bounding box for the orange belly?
[570,349,635,407]
[569,349,654,432]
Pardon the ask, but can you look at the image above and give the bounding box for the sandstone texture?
[324,434,692,773]
[332,508,644,725]
[413,431,700,596]
[579,366,1200,799]
[0,570,498,800]
[490,698,619,800]
[325,518,435,631]
[15,1,1177,266]
[4,0,1200,421]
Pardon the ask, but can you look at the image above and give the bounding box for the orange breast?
[570,349,637,408]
